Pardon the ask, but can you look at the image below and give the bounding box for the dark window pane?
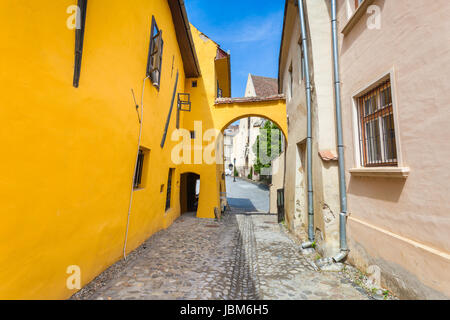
[165,169,174,210]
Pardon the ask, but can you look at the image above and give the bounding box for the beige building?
[278,0,450,299]
[279,0,341,256]
[224,125,238,173]
[335,0,450,299]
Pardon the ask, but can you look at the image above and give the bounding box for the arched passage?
[218,97,287,215]
[214,95,287,141]
[177,96,286,220]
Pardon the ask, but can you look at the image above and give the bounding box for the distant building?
[232,74,279,180]
[223,125,238,172]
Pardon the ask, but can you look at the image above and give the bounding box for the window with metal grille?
[165,168,174,211]
[357,79,397,167]
[133,150,145,189]
[146,16,164,88]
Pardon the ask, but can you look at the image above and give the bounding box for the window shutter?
[146,16,163,87]
[146,16,157,78]
[73,0,88,88]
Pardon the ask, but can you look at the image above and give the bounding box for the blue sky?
[185,0,285,98]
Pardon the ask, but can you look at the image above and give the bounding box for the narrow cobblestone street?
[72,178,371,300]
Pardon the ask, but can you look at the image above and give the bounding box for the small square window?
[192,80,197,88]
[190,131,196,139]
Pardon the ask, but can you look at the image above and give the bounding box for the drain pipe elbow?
[301,241,315,249]
[332,250,348,263]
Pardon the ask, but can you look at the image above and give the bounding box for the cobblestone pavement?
[72,210,371,300]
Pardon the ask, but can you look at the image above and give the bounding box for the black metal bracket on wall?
[176,93,192,129]
[161,71,179,148]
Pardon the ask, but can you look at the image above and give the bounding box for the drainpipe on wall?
[331,0,349,262]
[298,0,315,249]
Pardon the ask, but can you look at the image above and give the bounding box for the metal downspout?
[331,0,349,262]
[298,0,315,247]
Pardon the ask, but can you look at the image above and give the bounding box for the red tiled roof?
[319,150,338,161]
[251,75,278,97]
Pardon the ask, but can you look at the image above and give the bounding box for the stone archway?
[214,95,288,142]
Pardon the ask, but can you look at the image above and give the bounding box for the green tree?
[252,121,283,175]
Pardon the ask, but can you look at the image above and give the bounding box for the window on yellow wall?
[217,80,223,98]
[165,168,174,211]
[134,149,145,189]
[146,16,164,88]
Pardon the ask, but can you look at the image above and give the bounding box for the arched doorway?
[180,173,200,214]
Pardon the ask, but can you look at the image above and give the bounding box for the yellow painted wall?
[0,2,286,299]
[0,0,188,299]
[177,26,287,220]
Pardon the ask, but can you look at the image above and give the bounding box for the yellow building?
[0,0,286,299]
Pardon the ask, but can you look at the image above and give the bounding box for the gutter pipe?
[298,0,315,247]
[123,76,149,259]
[331,0,349,261]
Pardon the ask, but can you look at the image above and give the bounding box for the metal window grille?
[358,79,397,167]
[134,150,145,189]
[165,168,174,210]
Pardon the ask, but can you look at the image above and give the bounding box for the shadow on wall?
[227,198,258,213]
[347,177,406,203]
